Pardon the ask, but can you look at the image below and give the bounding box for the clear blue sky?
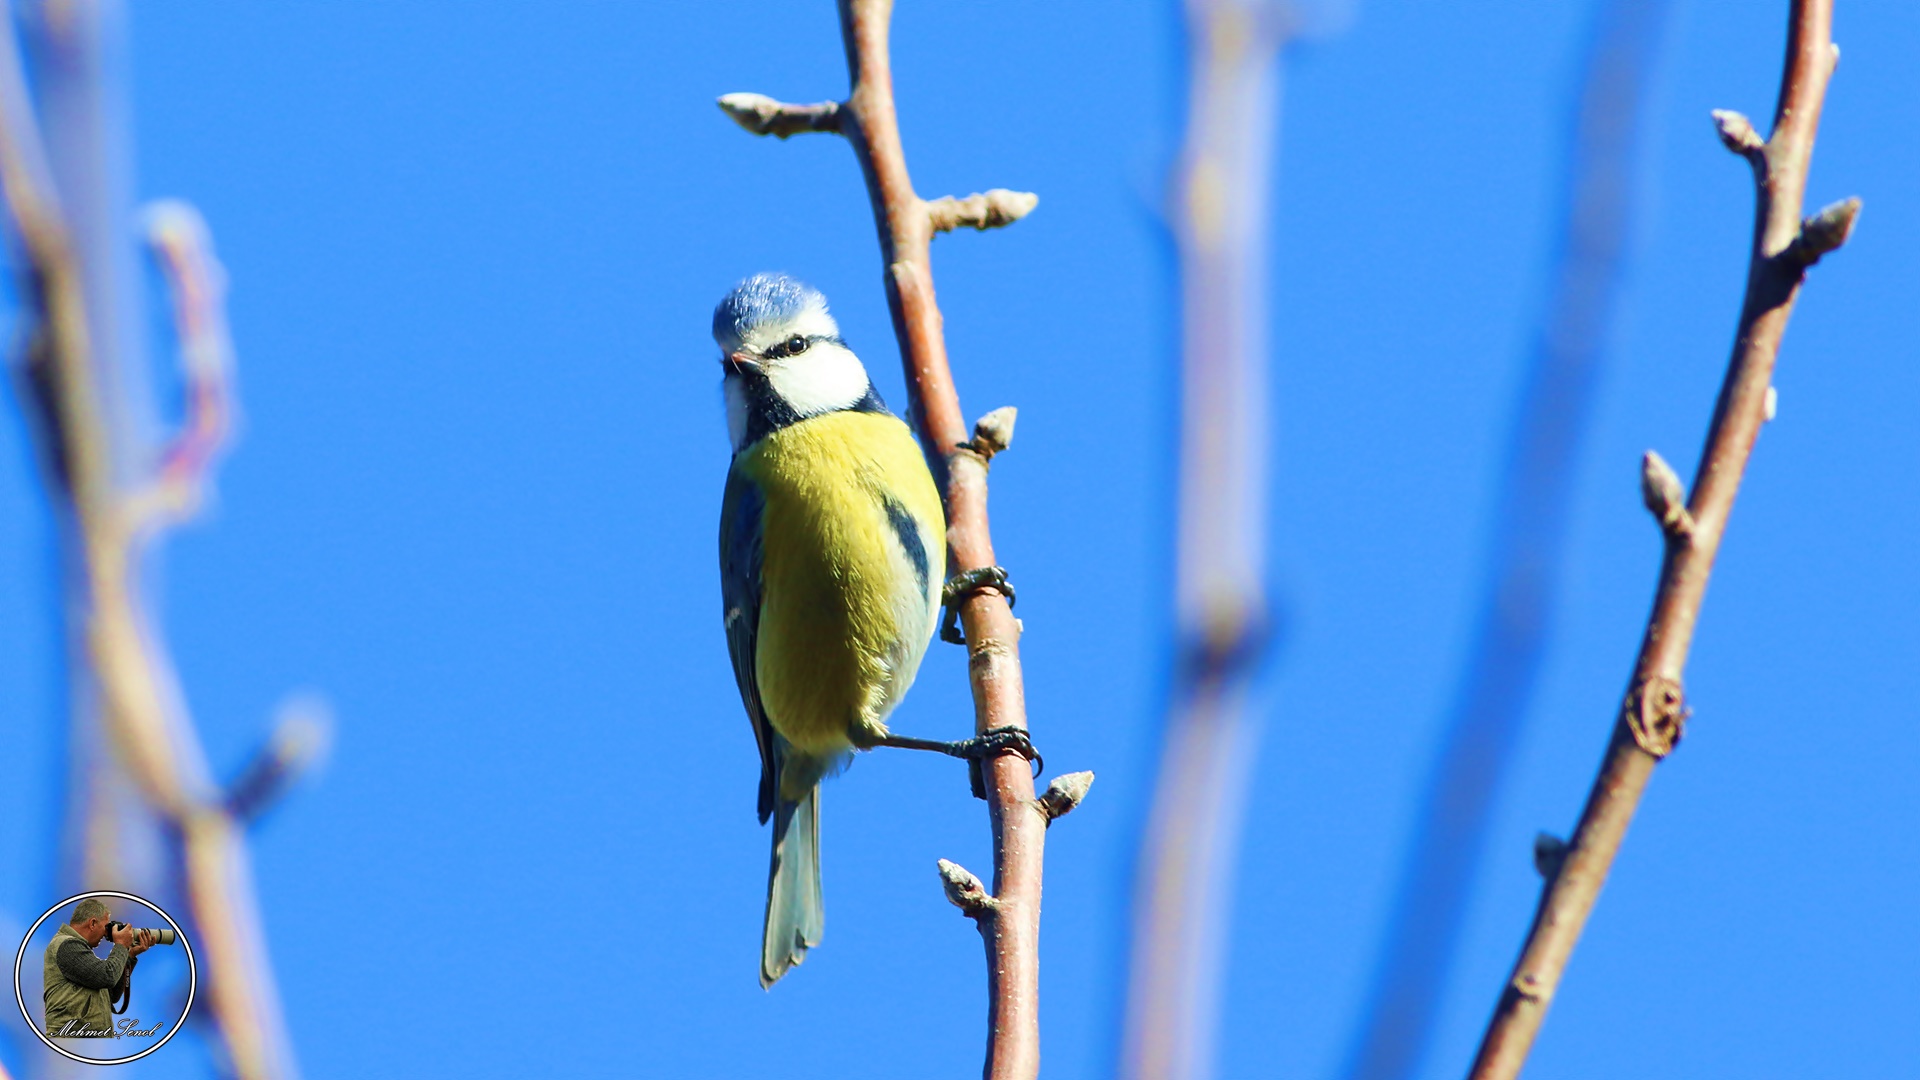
[2,2,1915,1078]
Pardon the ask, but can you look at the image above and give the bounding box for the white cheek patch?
[767,342,871,419]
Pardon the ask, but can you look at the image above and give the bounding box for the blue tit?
[714,273,948,988]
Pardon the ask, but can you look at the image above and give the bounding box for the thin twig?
[720,2,1066,1078]
[225,696,333,824]
[1119,3,1289,1079]
[130,200,235,530]
[1340,3,1676,1077]
[0,8,303,1076]
[1466,3,1854,1077]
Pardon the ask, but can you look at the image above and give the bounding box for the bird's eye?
[786,335,809,355]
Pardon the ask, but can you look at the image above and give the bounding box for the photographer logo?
[11,890,197,1066]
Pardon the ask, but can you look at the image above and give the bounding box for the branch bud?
[927,189,1039,233]
[970,406,1018,459]
[936,858,997,917]
[1532,832,1568,879]
[716,93,841,138]
[1624,675,1687,758]
[1639,451,1693,540]
[1710,109,1765,156]
[1786,196,1862,268]
[1036,771,1095,823]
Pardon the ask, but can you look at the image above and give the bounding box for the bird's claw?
[953,725,1043,800]
[941,566,1015,645]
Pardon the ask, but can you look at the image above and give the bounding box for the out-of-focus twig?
[1340,4,1674,1078]
[0,7,305,1077]
[1466,3,1855,1077]
[130,200,234,529]
[720,3,1073,1078]
[1118,4,1289,1080]
[225,696,334,824]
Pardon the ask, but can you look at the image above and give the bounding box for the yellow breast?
[739,410,946,757]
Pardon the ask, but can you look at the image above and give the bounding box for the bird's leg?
[869,726,1042,800]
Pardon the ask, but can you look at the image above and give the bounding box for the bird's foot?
[940,566,1015,645]
[871,725,1043,800]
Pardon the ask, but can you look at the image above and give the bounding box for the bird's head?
[713,273,877,450]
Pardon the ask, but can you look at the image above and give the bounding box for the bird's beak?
[723,351,761,376]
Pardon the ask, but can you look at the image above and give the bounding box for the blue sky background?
[1,2,1914,1078]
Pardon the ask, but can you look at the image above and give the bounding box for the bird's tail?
[761,781,823,988]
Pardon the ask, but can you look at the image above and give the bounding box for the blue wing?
[720,463,778,824]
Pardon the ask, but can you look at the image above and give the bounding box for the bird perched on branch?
[714,273,1040,987]
[714,273,948,987]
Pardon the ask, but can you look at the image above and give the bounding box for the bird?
[714,272,950,988]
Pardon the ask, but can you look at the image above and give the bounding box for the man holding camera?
[42,897,156,1038]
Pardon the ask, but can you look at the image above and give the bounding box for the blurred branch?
[1119,4,1289,1080]
[721,3,1076,1078]
[1467,2,1855,1077]
[128,200,234,530]
[225,697,333,824]
[1340,3,1674,1078]
[0,6,304,1077]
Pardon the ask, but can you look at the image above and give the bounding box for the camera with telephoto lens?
[107,921,176,946]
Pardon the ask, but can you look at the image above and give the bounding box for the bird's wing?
[720,462,779,824]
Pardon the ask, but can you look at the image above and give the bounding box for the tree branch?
[127,200,235,532]
[0,8,304,1076]
[1339,2,1677,1075]
[1466,3,1854,1076]
[1120,3,1290,1079]
[722,3,1075,1078]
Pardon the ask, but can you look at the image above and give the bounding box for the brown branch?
[723,3,1068,1078]
[0,12,301,1077]
[1466,3,1854,1077]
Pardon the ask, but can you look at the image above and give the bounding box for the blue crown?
[712,273,827,350]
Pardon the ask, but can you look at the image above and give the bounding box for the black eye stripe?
[762,333,847,360]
